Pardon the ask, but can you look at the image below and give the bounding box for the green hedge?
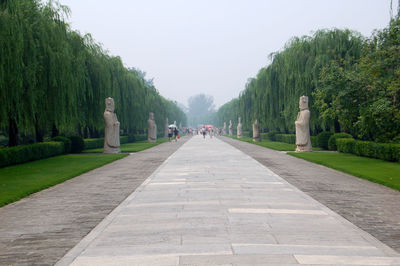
[84,138,104,150]
[328,133,353,150]
[0,142,65,168]
[120,136,129,144]
[52,136,72,153]
[316,131,333,150]
[275,134,296,144]
[69,136,85,153]
[310,136,318,147]
[83,135,144,150]
[337,138,400,162]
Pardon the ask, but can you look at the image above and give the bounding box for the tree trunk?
[35,123,43,142]
[8,117,18,146]
[51,124,59,138]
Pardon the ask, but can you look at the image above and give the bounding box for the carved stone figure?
[237,117,242,138]
[295,96,312,152]
[229,120,233,136]
[223,122,227,135]
[179,122,183,131]
[103,97,120,154]
[164,118,169,138]
[253,118,261,142]
[148,112,157,142]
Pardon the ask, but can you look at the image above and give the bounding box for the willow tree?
[0,0,186,145]
[216,29,363,135]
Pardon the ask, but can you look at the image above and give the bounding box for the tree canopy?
[0,0,186,145]
[216,17,400,142]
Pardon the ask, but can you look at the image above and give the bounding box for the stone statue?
[148,112,157,142]
[229,120,233,136]
[223,122,227,135]
[295,96,312,152]
[253,118,261,142]
[164,118,169,138]
[103,97,120,154]
[237,117,242,138]
[179,122,183,131]
[174,121,177,126]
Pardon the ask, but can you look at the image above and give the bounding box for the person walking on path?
[168,128,173,142]
[174,127,179,142]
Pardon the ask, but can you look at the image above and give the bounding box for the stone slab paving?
[0,137,190,265]
[220,136,400,254]
[57,136,400,265]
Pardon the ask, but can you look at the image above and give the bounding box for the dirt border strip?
[219,136,400,253]
[0,137,190,265]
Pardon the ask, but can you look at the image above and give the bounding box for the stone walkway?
[57,136,400,265]
[0,137,189,265]
[220,136,400,254]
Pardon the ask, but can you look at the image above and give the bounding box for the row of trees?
[0,0,186,146]
[216,17,400,142]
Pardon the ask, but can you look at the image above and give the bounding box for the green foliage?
[315,18,400,142]
[216,29,363,135]
[353,141,400,162]
[217,18,400,143]
[337,138,400,162]
[0,0,186,145]
[120,136,129,144]
[265,131,278,141]
[288,152,400,191]
[275,134,296,144]
[0,154,128,206]
[84,138,104,150]
[316,132,333,150]
[328,133,353,150]
[336,138,356,154]
[83,138,168,153]
[68,136,84,153]
[0,142,64,167]
[52,136,72,153]
[310,136,318,147]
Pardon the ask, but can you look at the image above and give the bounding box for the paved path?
[0,137,189,265]
[220,136,400,254]
[57,136,400,265]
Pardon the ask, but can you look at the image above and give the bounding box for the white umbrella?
[169,124,177,128]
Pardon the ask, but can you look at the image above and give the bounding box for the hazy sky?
[60,0,396,108]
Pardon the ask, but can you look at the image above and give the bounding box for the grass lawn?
[0,154,128,207]
[83,138,168,153]
[288,152,400,191]
[226,135,323,151]
[225,135,297,151]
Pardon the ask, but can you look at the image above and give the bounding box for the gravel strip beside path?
[219,136,400,253]
[0,137,190,265]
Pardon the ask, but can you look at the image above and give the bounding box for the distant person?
[168,128,173,142]
[174,127,179,142]
[202,128,206,139]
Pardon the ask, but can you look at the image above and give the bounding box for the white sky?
[59,0,396,108]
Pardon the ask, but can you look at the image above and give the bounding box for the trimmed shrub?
[0,142,64,168]
[69,136,84,153]
[310,136,318,147]
[260,133,269,141]
[84,138,104,150]
[275,134,296,144]
[316,132,333,150]
[120,136,129,144]
[336,138,356,154]
[328,133,353,151]
[52,136,72,153]
[265,131,278,141]
[127,134,147,142]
